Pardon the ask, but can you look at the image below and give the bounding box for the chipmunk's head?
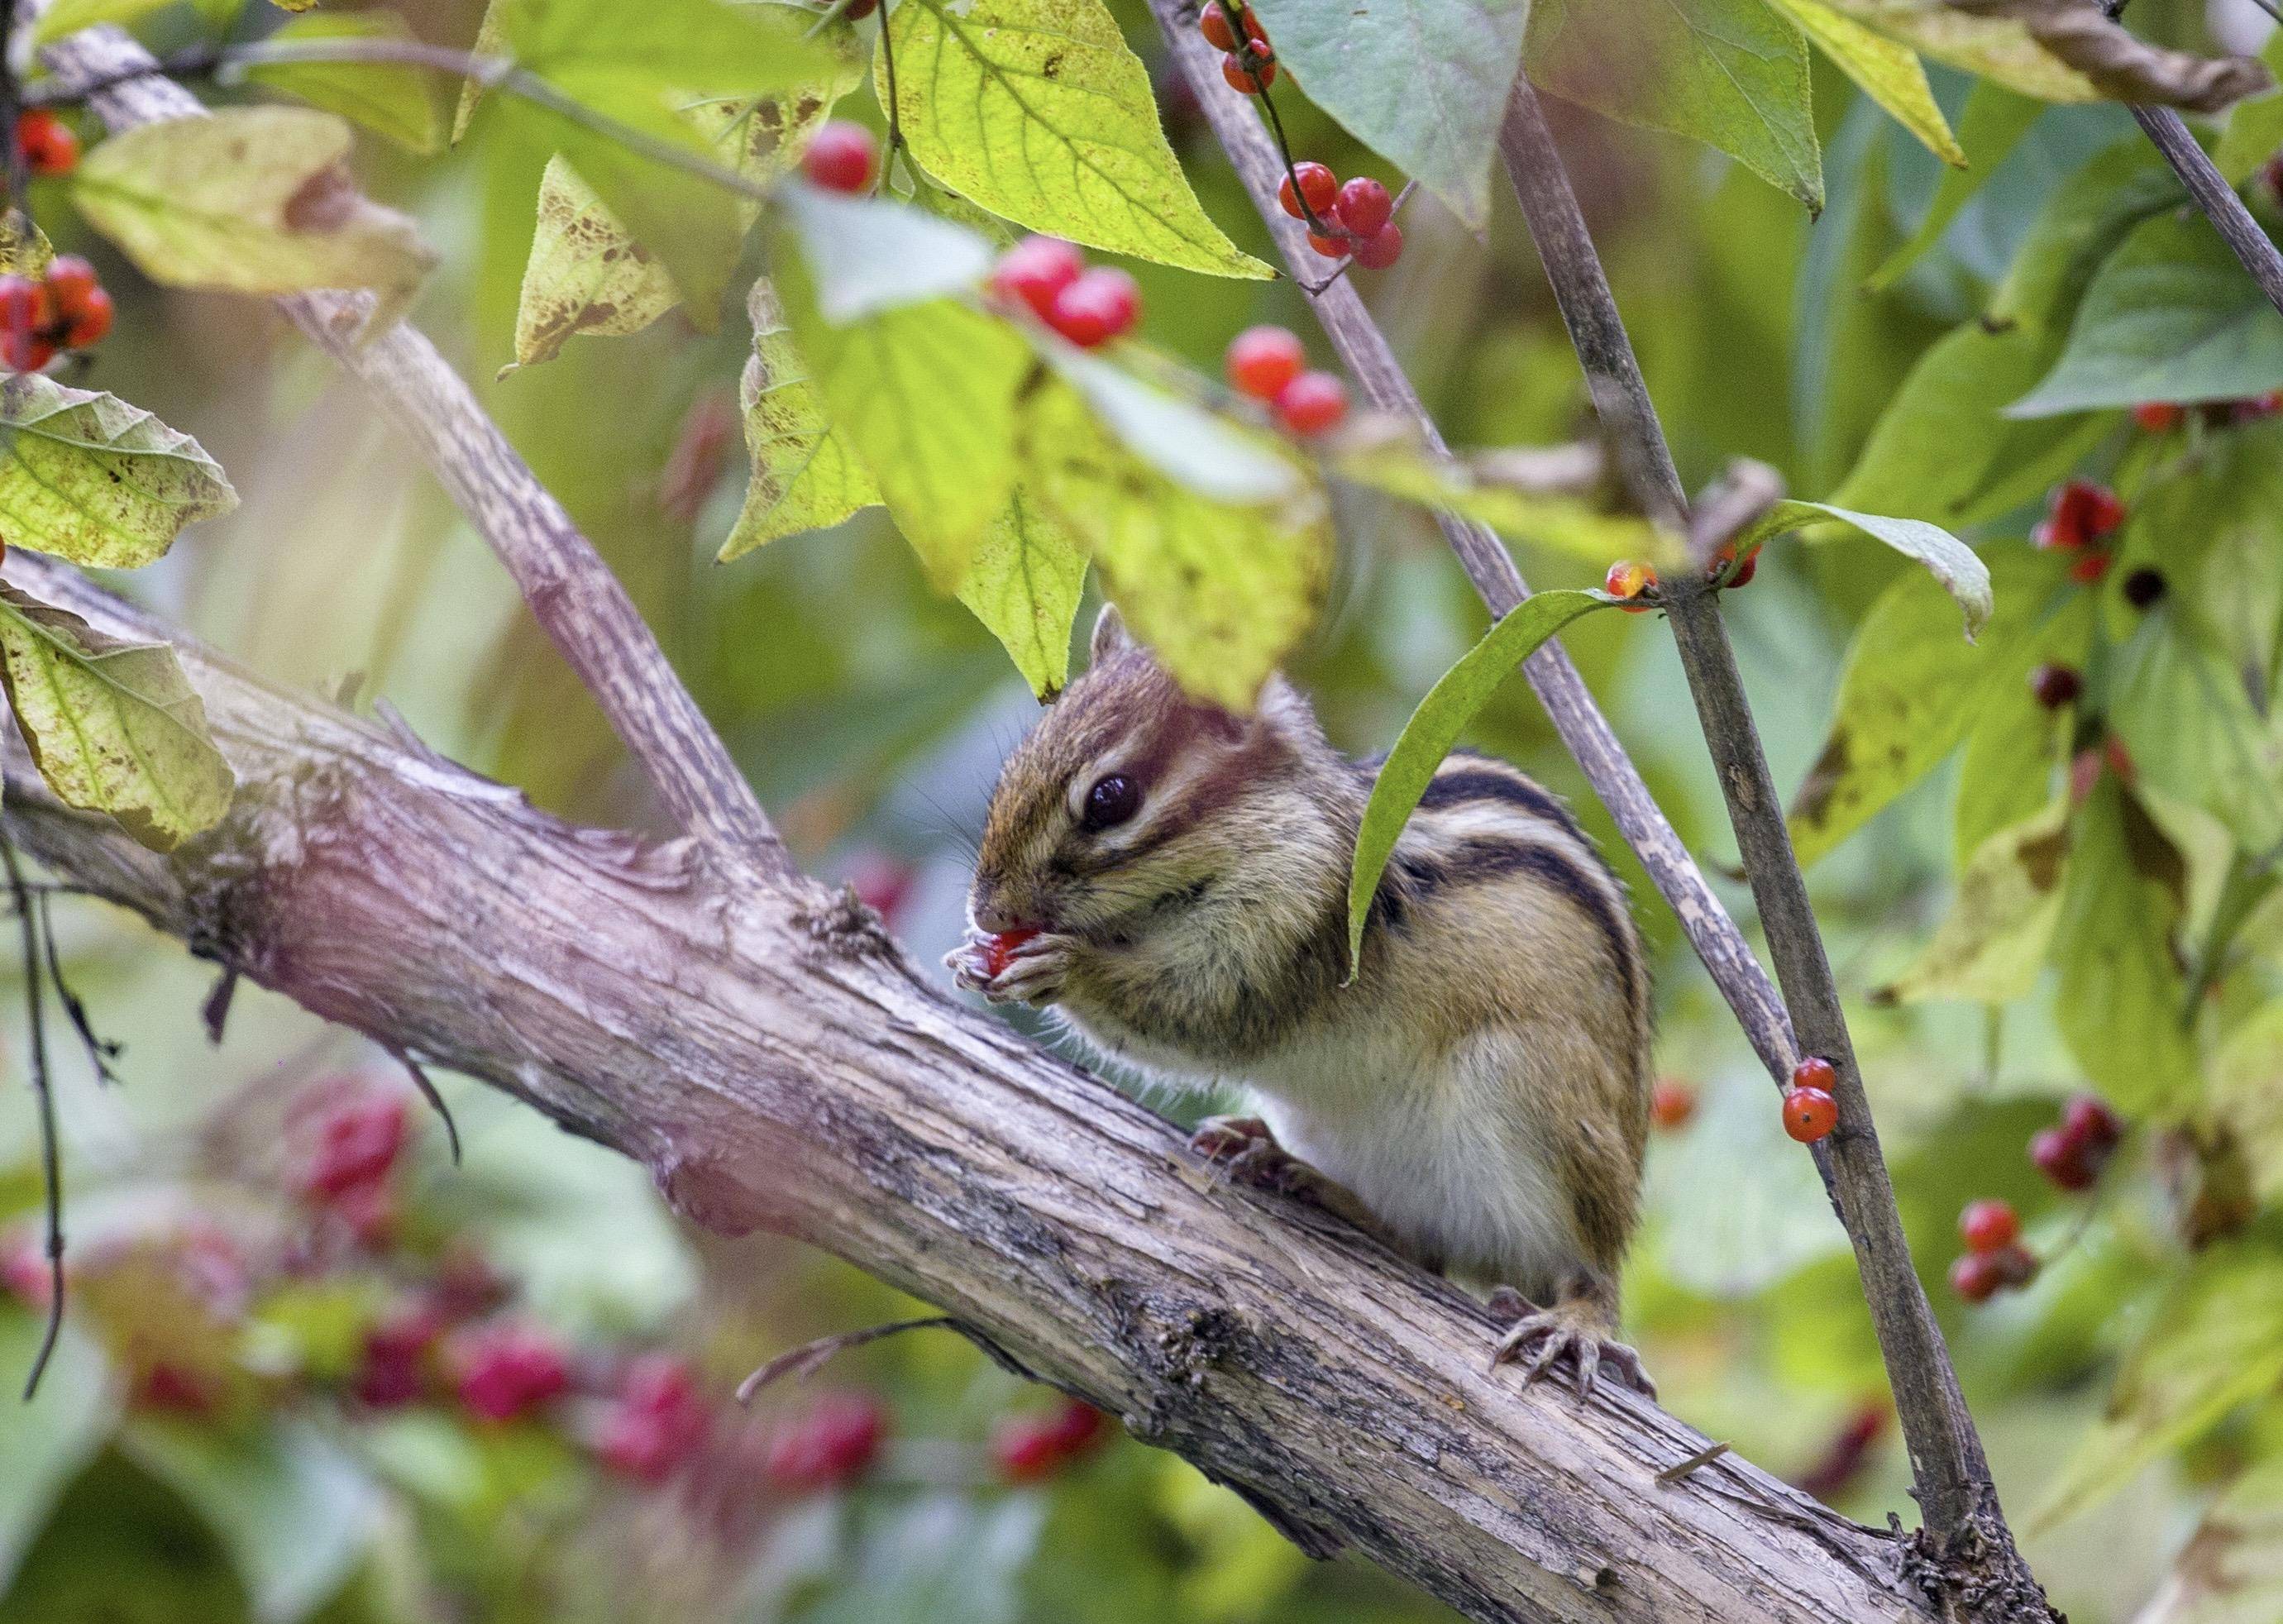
[969,607,1338,946]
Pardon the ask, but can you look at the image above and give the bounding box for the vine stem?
[2,832,64,1400]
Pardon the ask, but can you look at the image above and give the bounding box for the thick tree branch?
[35,24,788,877]
[0,550,1934,1624]
[1494,80,2051,1620]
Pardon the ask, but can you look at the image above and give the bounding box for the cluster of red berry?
[991,1396,1110,1481]
[0,254,113,373]
[1782,1055,1839,1144]
[988,235,1140,348]
[802,119,880,194]
[14,108,78,176]
[1201,2,1277,93]
[2031,1093,2122,1192]
[2133,392,2281,434]
[1224,323,1347,435]
[1947,1198,2037,1304]
[2033,479,2126,583]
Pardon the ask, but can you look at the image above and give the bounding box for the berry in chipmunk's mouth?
[982,929,1042,978]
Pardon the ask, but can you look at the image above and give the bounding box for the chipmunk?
[948,608,1655,1397]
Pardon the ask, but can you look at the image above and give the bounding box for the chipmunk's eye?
[1082,773,1142,831]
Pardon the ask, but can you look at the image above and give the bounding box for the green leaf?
[1788,544,2061,867]
[1951,584,2094,863]
[2032,1247,2283,1534]
[0,585,236,852]
[1526,0,1822,210]
[1740,499,1990,635]
[0,1311,111,1591]
[2008,212,2283,418]
[2051,777,2199,1114]
[1024,378,1330,711]
[1765,0,1960,166]
[1049,347,1301,504]
[2136,1454,2283,1624]
[1868,80,2044,291]
[2214,30,2283,184]
[720,279,881,560]
[1333,432,1673,567]
[2109,611,2283,856]
[780,253,1030,585]
[783,186,999,322]
[1346,589,1612,970]
[0,374,237,568]
[239,12,449,154]
[957,488,1087,698]
[30,0,171,46]
[71,107,437,330]
[2124,417,2283,681]
[2215,1001,2283,1210]
[1876,794,2070,1005]
[881,0,1270,278]
[1251,0,1530,228]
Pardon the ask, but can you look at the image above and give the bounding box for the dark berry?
[1650,1078,1696,1131]
[2061,1095,2122,1154]
[2121,567,2166,608]
[844,0,880,17]
[1225,324,1305,401]
[990,236,1083,318]
[1784,1087,1838,1144]
[2031,1127,2097,1192]
[802,122,877,193]
[1989,1243,2039,1289]
[1333,177,1392,237]
[1273,370,1347,436]
[1279,161,1337,222]
[1350,223,1403,270]
[1959,1199,2018,1254]
[1045,267,1139,348]
[2029,663,2081,709]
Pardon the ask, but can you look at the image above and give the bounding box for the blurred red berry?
[451,1323,570,1423]
[2070,551,2112,585]
[1225,324,1305,401]
[2232,390,2282,423]
[42,255,97,313]
[2034,480,2126,551]
[1949,1249,2004,1304]
[990,235,1084,319]
[0,1231,51,1307]
[2028,663,2080,709]
[1795,1402,1888,1502]
[2132,402,2183,432]
[16,110,78,176]
[1959,1199,2018,1254]
[2062,1095,2122,1154]
[991,1397,1107,1483]
[764,1392,886,1492]
[2031,1127,2097,1192]
[1272,370,1347,436]
[1221,50,1273,93]
[844,850,916,926]
[802,122,877,193]
[299,1093,410,1201]
[1989,1243,2039,1289]
[354,1301,443,1408]
[1278,161,1337,222]
[133,1360,220,1415]
[1650,1078,1696,1131]
[597,1354,714,1483]
[1046,267,1139,348]
[1783,1087,1838,1144]
[1350,223,1404,270]
[2104,735,2135,785]
[1333,177,1393,237]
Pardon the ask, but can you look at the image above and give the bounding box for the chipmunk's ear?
[1089,603,1134,666]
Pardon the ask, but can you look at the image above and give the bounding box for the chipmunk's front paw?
[1485,1288,1655,1403]
[945,929,1077,1007]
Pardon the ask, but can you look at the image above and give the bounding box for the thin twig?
[388,1046,461,1165]
[2129,103,2283,320]
[874,3,905,165]
[1655,1440,1732,1486]
[2,833,64,1400]
[34,891,118,1087]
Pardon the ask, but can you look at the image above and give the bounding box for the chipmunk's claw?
[945,930,1077,1007]
[1190,1116,1394,1240]
[1485,1291,1655,1402]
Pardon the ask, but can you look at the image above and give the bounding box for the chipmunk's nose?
[970,881,1044,936]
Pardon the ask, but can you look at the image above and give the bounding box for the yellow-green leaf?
[2137,1454,2283,1624]
[1024,378,1329,711]
[1876,794,2070,1005]
[0,585,235,853]
[0,374,238,568]
[31,0,172,46]
[1765,0,1961,165]
[452,0,509,143]
[0,210,53,278]
[2214,1001,2283,1210]
[957,488,1087,698]
[719,279,881,560]
[1335,432,1674,568]
[240,12,450,155]
[1739,498,1990,635]
[71,107,437,331]
[881,0,1271,279]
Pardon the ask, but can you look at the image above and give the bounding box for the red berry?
[355,1302,442,1408]
[2035,480,2126,551]
[983,927,1040,979]
[61,285,111,349]
[1989,1243,2039,1289]
[2133,402,2184,432]
[802,121,877,193]
[991,1397,1108,1483]
[16,111,78,177]
[42,255,97,313]
[1959,1199,2019,1254]
[1041,1397,1107,1454]
[0,1231,50,1308]
[451,1322,569,1423]
[2031,1126,2097,1192]
[299,1093,409,1201]
[2061,1095,2121,1154]
[1334,177,1393,237]
[1272,370,1347,437]
[2069,551,2113,585]
[1783,1086,1838,1144]
[1791,1055,1837,1093]
[1604,559,1657,610]
[597,1354,713,1483]
[1949,1250,2003,1304]
[1306,231,1349,260]
[764,1392,886,1492]
[1710,542,1758,587]
[1650,1078,1696,1131]
[1225,324,1305,401]
[1221,50,1274,92]
[2028,662,2080,709]
[1279,161,1338,222]
[133,1361,220,1415]
[1199,3,1258,50]
[1350,223,1403,270]
[990,235,1084,319]
[1046,267,1139,348]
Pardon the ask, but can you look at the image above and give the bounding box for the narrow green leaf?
[1868,81,2043,291]
[883,0,1269,278]
[2008,212,2283,418]
[240,12,449,154]
[1251,0,1530,228]
[1024,378,1330,712]
[0,585,235,853]
[957,489,1087,699]
[720,280,881,560]
[1334,433,1674,567]
[1346,589,1611,972]
[1766,0,1960,165]
[0,373,237,568]
[1526,0,1823,211]
[1740,499,1990,635]
[71,107,437,330]
[1877,794,2070,1005]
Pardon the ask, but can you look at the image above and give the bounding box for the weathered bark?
[2,551,1930,1624]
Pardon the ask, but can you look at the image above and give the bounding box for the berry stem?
[1297,179,1413,296]
[873,0,906,170]
[1208,0,1345,243]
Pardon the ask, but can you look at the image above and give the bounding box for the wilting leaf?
[240,12,450,154]
[72,107,437,329]
[881,0,1270,277]
[1878,794,2070,1005]
[1335,431,1671,566]
[0,373,238,568]
[1024,378,1330,712]
[1739,499,1990,635]
[957,489,1088,699]
[1347,589,1612,971]
[0,209,53,278]
[1527,0,1822,210]
[0,585,235,852]
[1767,0,1961,165]
[719,280,881,560]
